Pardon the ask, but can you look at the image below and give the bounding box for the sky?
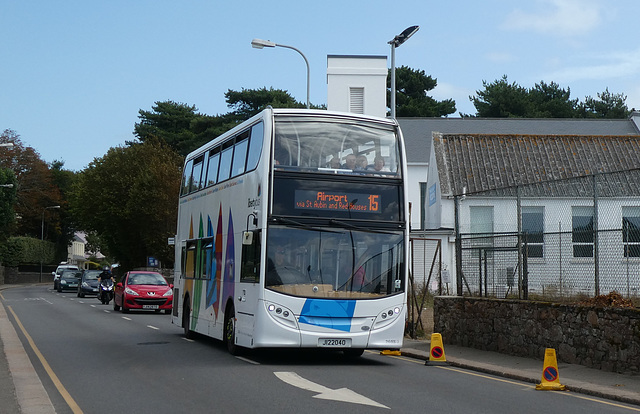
[2,0,639,171]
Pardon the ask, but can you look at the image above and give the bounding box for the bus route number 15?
[368,194,379,212]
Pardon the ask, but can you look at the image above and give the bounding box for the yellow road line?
[383,354,640,412]
[7,306,83,414]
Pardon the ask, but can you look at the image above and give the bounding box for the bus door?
[236,229,261,348]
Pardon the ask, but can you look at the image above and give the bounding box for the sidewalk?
[0,283,56,413]
[401,338,640,406]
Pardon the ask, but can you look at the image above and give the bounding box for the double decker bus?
[172,108,408,356]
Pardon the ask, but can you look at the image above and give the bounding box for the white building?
[324,54,640,296]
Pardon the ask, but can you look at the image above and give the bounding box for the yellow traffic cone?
[535,348,566,391]
[425,333,447,365]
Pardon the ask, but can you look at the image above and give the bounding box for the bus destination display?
[294,190,380,213]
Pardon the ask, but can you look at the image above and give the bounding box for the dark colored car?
[52,264,79,290]
[113,271,173,314]
[57,270,82,292]
[77,269,101,297]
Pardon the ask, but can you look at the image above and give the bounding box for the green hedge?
[0,237,56,267]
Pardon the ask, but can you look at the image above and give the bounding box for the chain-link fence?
[407,237,441,338]
[455,168,640,300]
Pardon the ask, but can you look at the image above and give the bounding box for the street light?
[0,143,14,148]
[0,184,13,188]
[388,25,420,119]
[251,38,310,109]
[40,205,61,282]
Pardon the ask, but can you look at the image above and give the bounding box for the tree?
[0,130,62,241]
[529,81,579,118]
[224,87,309,120]
[390,66,456,117]
[470,76,631,119]
[71,138,182,269]
[133,100,224,157]
[0,166,17,244]
[470,75,531,117]
[49,160,78,261]
[578,88,631,119]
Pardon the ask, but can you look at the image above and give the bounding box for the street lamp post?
[388,26,420,119]
[251,38,310,109]
[0,143,14,148]
[0,184,13,188]
[40,205,61,282]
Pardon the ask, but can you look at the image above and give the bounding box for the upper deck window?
[273,116,401,178]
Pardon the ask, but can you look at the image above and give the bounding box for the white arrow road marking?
[274,371,389,409]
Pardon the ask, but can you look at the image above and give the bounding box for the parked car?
[57,270,82,292]
[52,264,79,290]
[113,271,173,314]
[77,269,101,297]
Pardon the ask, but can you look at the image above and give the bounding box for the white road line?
[181,338,194,342]
[122,317,132,321]
[236,356,260,365]
[147,325,159,330]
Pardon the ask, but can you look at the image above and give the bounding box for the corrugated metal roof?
[399,117,640,164]
[434,134,640,196]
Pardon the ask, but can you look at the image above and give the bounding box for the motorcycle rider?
[97,266,115,303]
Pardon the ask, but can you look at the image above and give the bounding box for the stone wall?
[1,269,43,284]
[434,296,640,374]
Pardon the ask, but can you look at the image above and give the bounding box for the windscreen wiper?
[271,216,342,233]
[329,219,399,235]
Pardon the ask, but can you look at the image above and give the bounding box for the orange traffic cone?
[535,348,566,391]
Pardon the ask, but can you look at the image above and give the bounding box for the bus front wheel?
[343,348,365,358]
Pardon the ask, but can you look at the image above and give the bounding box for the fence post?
[522,233,528,300]
[516,185,523,299]
[455,195,463,296]
[593,174,600,296]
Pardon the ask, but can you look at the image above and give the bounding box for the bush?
[0,237,55,267]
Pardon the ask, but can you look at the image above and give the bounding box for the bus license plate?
[319,338,351,348]
[143,305,159,309]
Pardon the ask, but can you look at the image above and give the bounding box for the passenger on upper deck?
[367,156,390,172]
[328,157,341,169]
[356,155,368,170]
[342,154,357,170]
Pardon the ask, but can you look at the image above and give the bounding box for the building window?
[622,207,640,258]
[572,206,594,258]
[470,206,494,235]
[522,206,544,258]
[470,206,494,248]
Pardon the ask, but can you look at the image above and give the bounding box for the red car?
[113,271,173,314]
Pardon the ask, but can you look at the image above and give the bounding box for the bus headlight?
[265,301,298,329]
[372,306,403,330]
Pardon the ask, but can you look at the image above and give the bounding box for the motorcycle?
[99,279,114,305]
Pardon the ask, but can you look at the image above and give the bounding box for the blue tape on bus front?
[299,299,356,332]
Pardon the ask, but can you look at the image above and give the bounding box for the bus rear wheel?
[224,306,239,355]
[183,302,194,339]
